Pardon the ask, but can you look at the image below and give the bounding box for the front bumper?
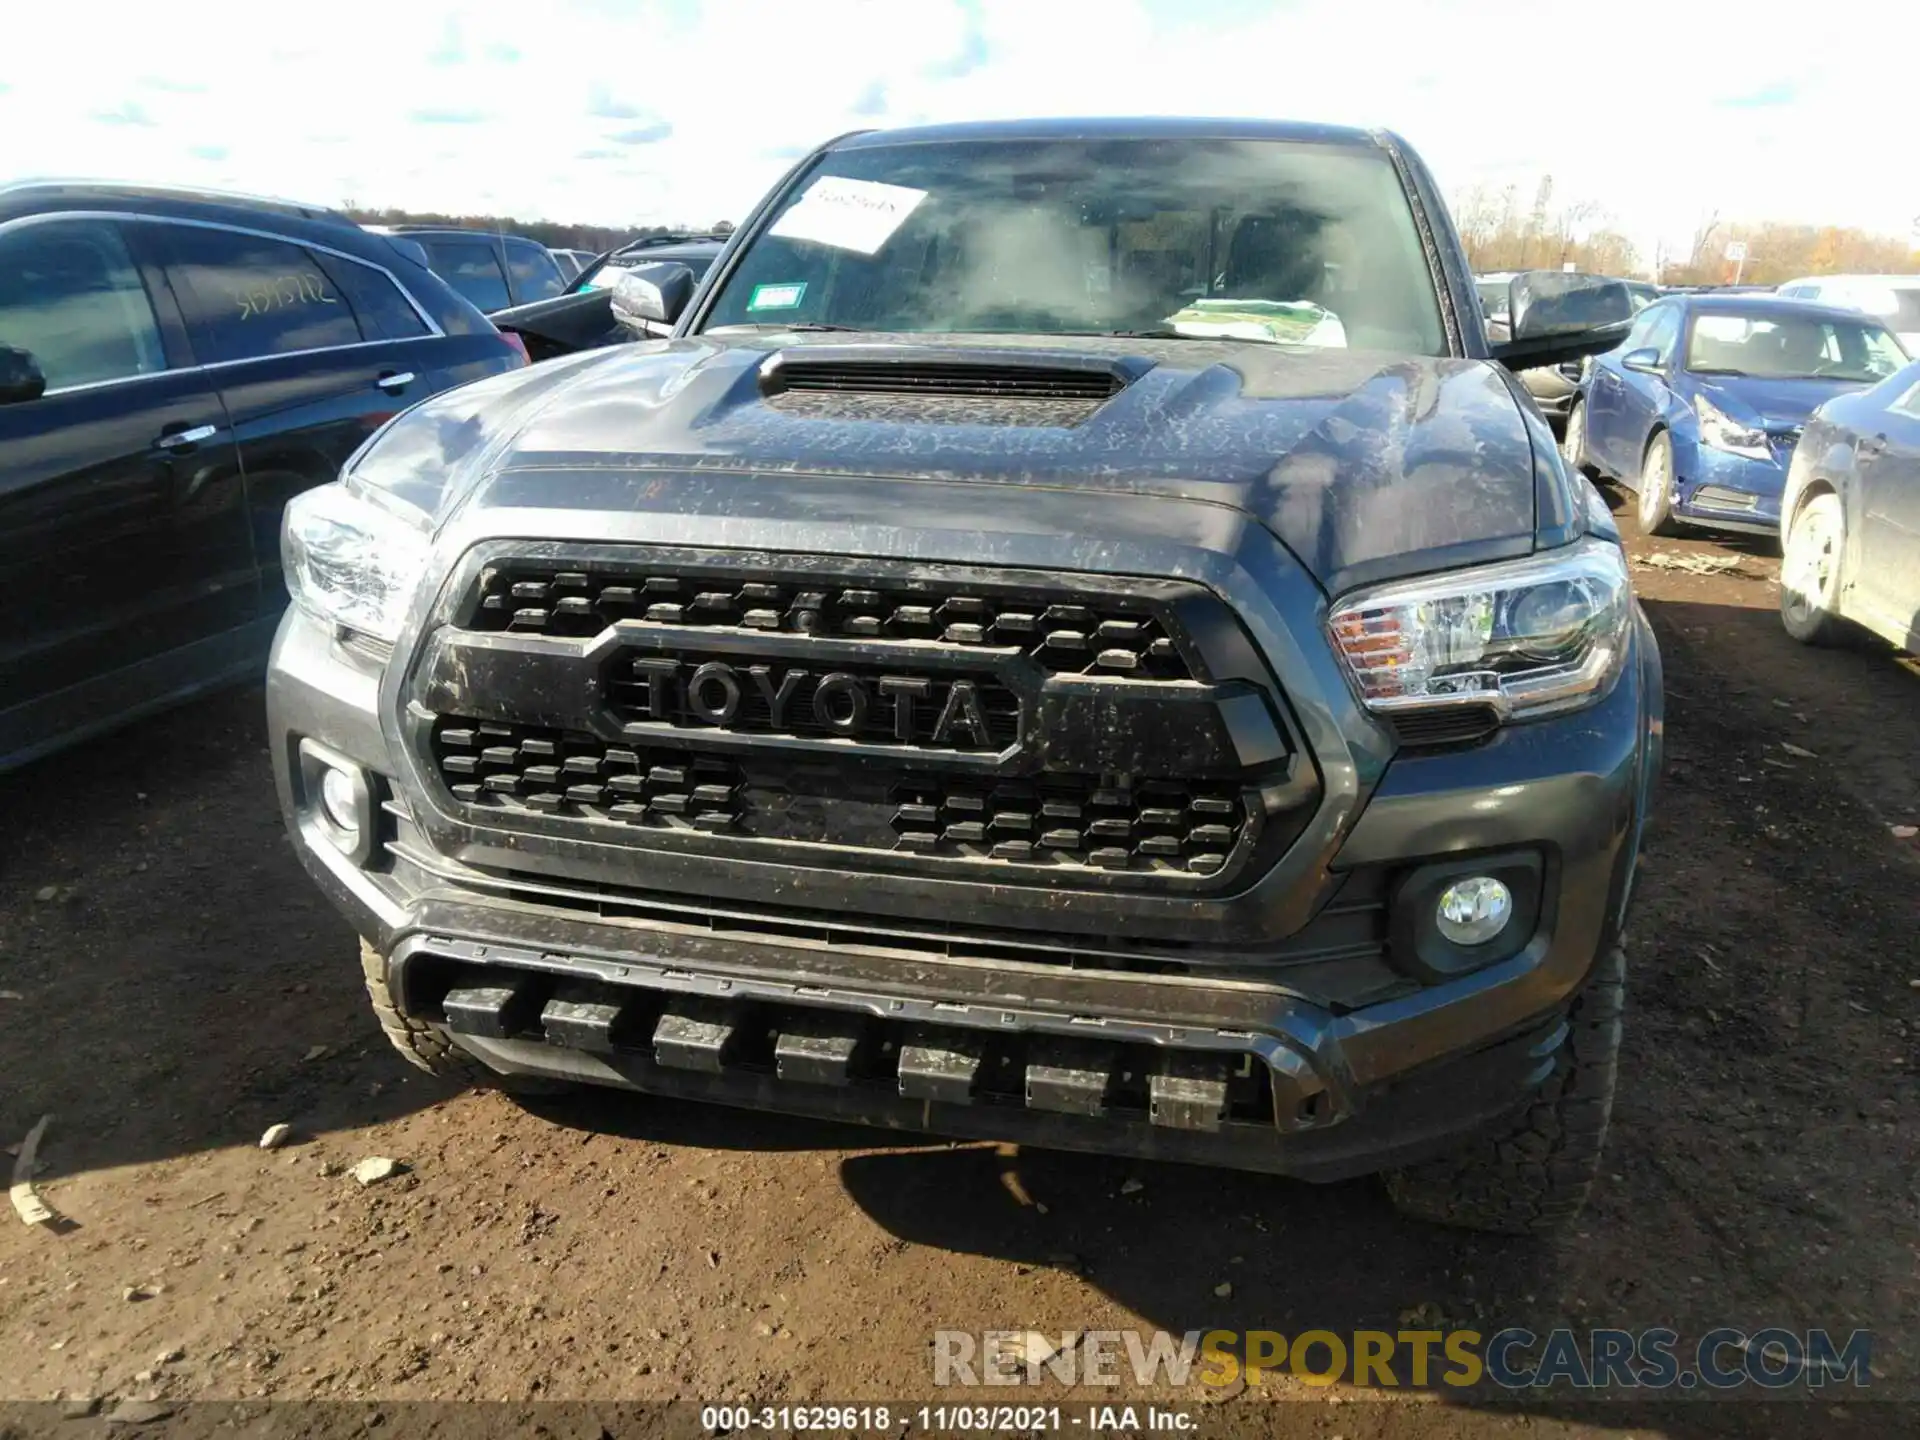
[1675,443,1787,534]
[270,578,1661,1179]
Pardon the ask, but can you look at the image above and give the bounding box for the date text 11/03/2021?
[700,1407,1196,1433]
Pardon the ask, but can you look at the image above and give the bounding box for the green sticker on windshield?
[748,282,807,311]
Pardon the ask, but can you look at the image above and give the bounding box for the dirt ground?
[2,496,1916,1438]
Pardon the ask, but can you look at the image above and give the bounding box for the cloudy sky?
[2,0,1914,271]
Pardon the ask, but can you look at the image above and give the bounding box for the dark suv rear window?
[157,225,364,363]
[312,253,429,339]
[422,239,510,313]
[505,242,566,304]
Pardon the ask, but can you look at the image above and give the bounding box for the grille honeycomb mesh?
[468,568,1189,678]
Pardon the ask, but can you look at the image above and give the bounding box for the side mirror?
[1492,271,1635,371]
[610,262,696,337]
[1620,348,1662,374]
[0,345,47,405]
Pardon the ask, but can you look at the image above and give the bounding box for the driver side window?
[1640,306,1681,365]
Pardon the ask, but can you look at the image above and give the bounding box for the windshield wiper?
[706,321,864,333]
[1688,366,1753,377]
[1042,327,1256,342]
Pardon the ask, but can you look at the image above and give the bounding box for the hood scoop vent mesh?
[768,359,1126,401]
[756,347,1145,428]
[748,349,1136,428]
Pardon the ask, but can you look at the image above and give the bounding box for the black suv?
[0,181,527,770]
[378,226,571,314]
[271,119,1659,1233]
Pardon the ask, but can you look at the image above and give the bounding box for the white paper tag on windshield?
[767,176,926,256]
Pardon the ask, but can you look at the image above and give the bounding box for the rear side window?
[422,239,511,312]
[313,253,429,339]
[158,226,364,363]
[505,242,566,303]
[0,219,167,389]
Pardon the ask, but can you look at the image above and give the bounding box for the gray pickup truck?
[272,117,1658,1234]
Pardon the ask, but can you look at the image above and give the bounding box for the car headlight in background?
[1693,394,1772,461]
[1328,538,1633,723]
[281,482,432,646]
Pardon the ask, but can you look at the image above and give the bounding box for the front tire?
[1636,431,1681,537]
[1780,491,1848,645]
[1562,399,1597,479]
[360,940,573,1095]
[1384,943,1624,1235]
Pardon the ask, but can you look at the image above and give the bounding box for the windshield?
[1475,280,1510,320]
[1684,310,1907,382]
[699,137,1446,353]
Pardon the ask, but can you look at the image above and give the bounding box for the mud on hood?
[352,332,1548,597]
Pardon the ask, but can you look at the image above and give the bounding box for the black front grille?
[769,359,1125,401]
[467,568,1190,679]
[430,715,1251,877]
[605,652,1020,750]
[436,720,745,830]
[888,777,1242,875]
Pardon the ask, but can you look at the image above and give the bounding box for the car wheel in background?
[1562,400,1596,479]
[1636,430,1681,537]
[1779,491,1848,645]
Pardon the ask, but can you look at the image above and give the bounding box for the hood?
[352,332,1546,597]
[1692,374,1868,433]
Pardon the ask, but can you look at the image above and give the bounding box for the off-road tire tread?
[360,940,499,1083]
[1384,942,1625,1235]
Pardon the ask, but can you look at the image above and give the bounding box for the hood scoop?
[757,344,1147,426]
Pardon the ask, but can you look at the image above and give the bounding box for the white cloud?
[1,0,1915,265]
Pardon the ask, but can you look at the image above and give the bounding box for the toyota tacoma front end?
[269,118,1659,1233]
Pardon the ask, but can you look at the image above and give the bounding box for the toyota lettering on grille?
[622,656,1010,750]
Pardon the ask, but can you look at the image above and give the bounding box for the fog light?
[298,739,378,865]
[1435,876,1513,946]
[319,767,361,837]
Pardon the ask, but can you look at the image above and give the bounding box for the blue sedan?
[1563,294,1909,537]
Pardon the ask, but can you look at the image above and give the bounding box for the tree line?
[1450,177,1918,285]
[339,205,734,254]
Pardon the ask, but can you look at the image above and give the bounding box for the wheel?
[1562,399,1597,479]
[1635,431,1681,537]
[1383,943,1624,1235]
[359,940,574,1094]
[1779,491,1848,645]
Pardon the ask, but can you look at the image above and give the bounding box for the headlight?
[1693,393,1771,460]
[1327,538,1633,723]
[281,482,431,645]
